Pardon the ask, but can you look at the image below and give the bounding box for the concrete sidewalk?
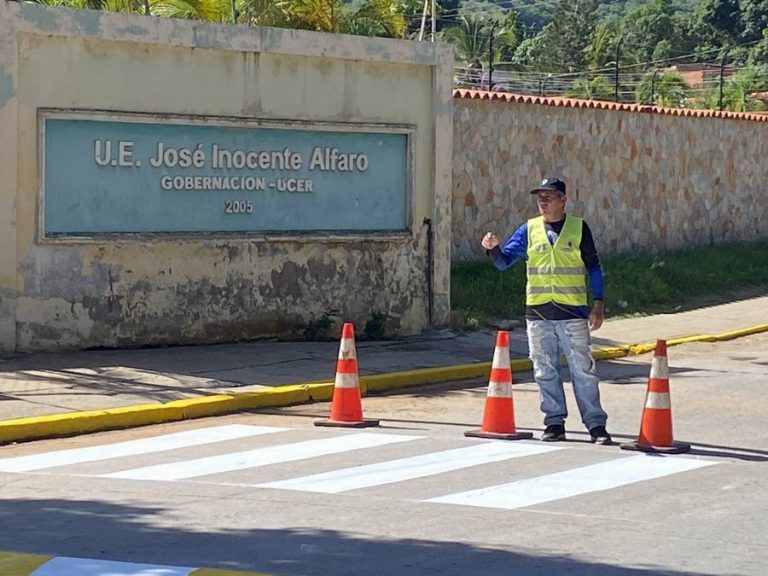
[0,297,766,444]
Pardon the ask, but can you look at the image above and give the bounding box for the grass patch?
[451,238,768,325]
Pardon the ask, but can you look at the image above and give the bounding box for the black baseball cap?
[530,177,566,195]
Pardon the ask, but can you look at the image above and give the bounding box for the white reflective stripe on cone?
[338,345,357,360]
[491,351,510,368]
[334,372,359,388]
[645,391,671,409]
[487,382,512,398]
[650,356,669,379]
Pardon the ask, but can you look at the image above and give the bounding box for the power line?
[448,29,764,76]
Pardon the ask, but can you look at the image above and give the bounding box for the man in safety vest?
[481,177,611,444]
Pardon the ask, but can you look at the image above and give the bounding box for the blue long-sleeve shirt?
[488,217,604,320]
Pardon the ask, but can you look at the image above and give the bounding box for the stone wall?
[452,91,768,260]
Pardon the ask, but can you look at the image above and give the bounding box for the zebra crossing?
[0,424,717,510]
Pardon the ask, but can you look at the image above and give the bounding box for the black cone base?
[314,418,380,428]
[620,440,691,454]
[464,429,533,440]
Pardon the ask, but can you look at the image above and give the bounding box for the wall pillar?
[0,5,19,354]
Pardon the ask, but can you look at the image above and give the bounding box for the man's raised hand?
[481,232,499,250]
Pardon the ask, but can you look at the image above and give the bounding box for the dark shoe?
[541,424,566,442]
[589,425,613,445]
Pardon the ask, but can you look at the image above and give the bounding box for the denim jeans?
[526,318,607,430]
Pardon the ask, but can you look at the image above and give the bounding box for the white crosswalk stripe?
[102,432,423,481]
[0,425,720,511]
[30,556,193,576]
[0,424,285,472]
[257,441,563,493]
[426,454,718,509]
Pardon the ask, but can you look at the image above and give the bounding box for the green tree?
[441,12,517,65]
[529,0,600,72]
[511,34,545,67]
[740,0,768,42]
[747,28,768,66]
[340,0,407,37]
[696,0,768,46]
[696,0,742,44]
[720,67,768,112]
[495,11,521,63]
[618,0,676,64]
[651,39,673,61]
[31,0,407,36]
[690,66,768,111]
[31,0,147,10]
[238,0,292,27]
[636,70,688,107]
[566,74,613,100]
[585,20,619,69]
[486,0,555,31]
[441,14,490,64]
[152,0,227,21]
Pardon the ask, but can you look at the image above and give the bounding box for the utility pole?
[650,69,659,105]
[488,21,498,91]
[431,0,436,41]
[540,73,552,97]
[418,0,429,41]
[614,39,622,102]
[718,50,727,111]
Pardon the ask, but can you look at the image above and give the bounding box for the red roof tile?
[452,88,768,122]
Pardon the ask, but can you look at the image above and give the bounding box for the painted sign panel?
[42,115,409,235]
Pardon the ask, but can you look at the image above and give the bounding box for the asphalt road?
[0,334,765,576]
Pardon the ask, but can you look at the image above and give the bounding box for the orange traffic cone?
[621,339,690,454]
[465,331,532,440]
[315,322,379,428]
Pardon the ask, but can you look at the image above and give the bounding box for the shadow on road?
[0,497,715,576]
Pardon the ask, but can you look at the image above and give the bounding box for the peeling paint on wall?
[13,235,432,351]
[71,10,102,37]
[0,65,12,108]
[20,3,62,32]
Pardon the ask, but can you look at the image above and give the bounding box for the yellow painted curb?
[712,323,768,340]
[0,385,313,445]
[592,346,631,360]
[226,385,310,410]
[362,363,492,393]
[0,551,52,575]
[625,323,768,355]
[306,382,335,402]
[102,403,185,428]
[510,358,534,373]
[165,394,241,419]
[2,323,765,445]
[627,341,662,355]
[0,409,111,444]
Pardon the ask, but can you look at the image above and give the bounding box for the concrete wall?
[0,3,454,353]
[452,93,768,260]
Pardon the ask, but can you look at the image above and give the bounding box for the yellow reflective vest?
[526,215,588,307]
